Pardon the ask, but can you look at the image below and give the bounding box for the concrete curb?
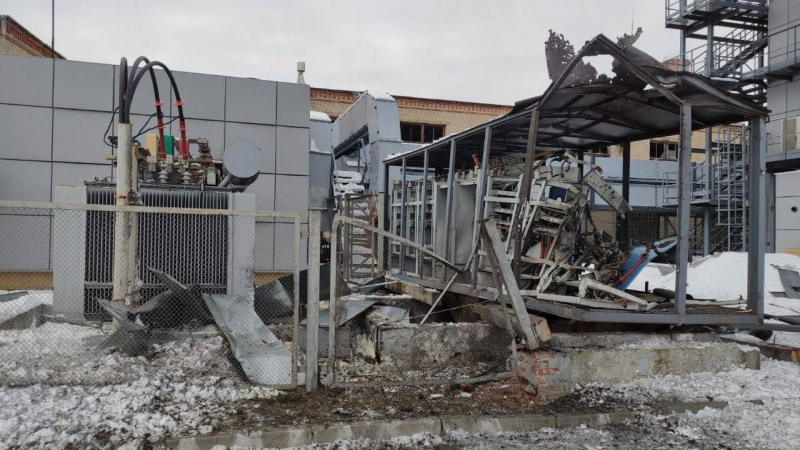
[166,401,729,449]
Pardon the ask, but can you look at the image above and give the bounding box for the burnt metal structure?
[382,34,771,327]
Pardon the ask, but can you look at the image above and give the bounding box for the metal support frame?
[417,149,429,277]
[675,103,693,315]
[513,109,540,279]
[381,163,390,272]
[472,127,492,283]
[443,140,457,262]
[399,158,407,273]
[618,141,631,249]
[305,209,321,390]
[748,117,765,318]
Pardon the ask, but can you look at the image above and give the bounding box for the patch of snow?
[629,252,800,317]
[310,111,331,122]
[365,90,395,102]
[0,291,52,322]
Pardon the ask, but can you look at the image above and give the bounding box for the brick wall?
[0,16,63,59]
[310,88,511,137]
[607,125,744,164]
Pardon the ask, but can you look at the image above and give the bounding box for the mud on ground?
[221,379,635,432]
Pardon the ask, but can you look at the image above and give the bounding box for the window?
[400,123,445,143]
[650,141,678,160]
[592,147,609,157]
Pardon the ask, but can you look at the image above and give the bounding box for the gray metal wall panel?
[310,119,332,153]
[54,109,113,164]
[255,222,275,271]
[54,60,113,112]
[771,30,790,67]
[51,162,111,199]
[0,214,51,271]
[0,160,51,201]
[787,79,800,114]
[770,0,790,32]
[277,83,310,127]
[225,77,277,125]
[177,118,225,158]
[224,122,276,173]
[776,171,800,198]
[767,119,784,156]
[172,71,225,121]
[309,151,332,208]
[769,82,788,116]
[776,196,800,229]
[0,104,52,161]
[113,66,173,117]
[0,54,53,107]
[275,175,309,221]
[791,0,800,26]
[776,230,800,252]
[276,126,309,175]
[247,174,276,210]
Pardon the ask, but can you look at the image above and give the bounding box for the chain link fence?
[0,201,302,389]
[327,214,516,387]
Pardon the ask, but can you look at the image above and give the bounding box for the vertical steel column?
[618,142,631,250]
[748,117,766,318]
[675,103,693,315]
[443,140,457,262]
[305,209,321,391]
[471,127,492,283]
[380,163,390,272]
[399,158,407,273]
[417,150,429,277]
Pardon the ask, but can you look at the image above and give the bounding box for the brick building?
[0,15,63,58]
[310,87,512,143]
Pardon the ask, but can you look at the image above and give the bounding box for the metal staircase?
[665,0,769,105]
[661,126,748,253]
[712,126,748,252]
[341,194,379,283]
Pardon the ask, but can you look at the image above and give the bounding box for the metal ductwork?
[220,141,263,191]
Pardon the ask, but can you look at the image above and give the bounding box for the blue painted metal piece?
[617,236,678,290]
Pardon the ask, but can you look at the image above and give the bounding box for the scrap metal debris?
[544,30,601,86]
[481,151,663,311]
[203,293,293,385]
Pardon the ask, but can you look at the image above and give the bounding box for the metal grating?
[84,186,230,319]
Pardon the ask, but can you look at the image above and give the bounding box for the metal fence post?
[327,217,339,386]
[306,209,322,390]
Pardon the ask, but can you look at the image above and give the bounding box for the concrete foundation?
[518,333,760,402]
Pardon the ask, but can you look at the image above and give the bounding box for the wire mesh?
[329,217,515,387]
[0,203,301,389]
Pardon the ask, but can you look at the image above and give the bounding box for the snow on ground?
[630,252,800,348]
[583,358,800,450]
[0,290,53,322]
[0,323,281,449]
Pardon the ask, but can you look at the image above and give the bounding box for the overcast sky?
[5,1,683,105]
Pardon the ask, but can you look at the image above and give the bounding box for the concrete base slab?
[517,334,760,402]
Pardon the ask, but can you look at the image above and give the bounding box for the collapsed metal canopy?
[385,34,769,171]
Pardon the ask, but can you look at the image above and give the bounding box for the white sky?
[5,0,684,105]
